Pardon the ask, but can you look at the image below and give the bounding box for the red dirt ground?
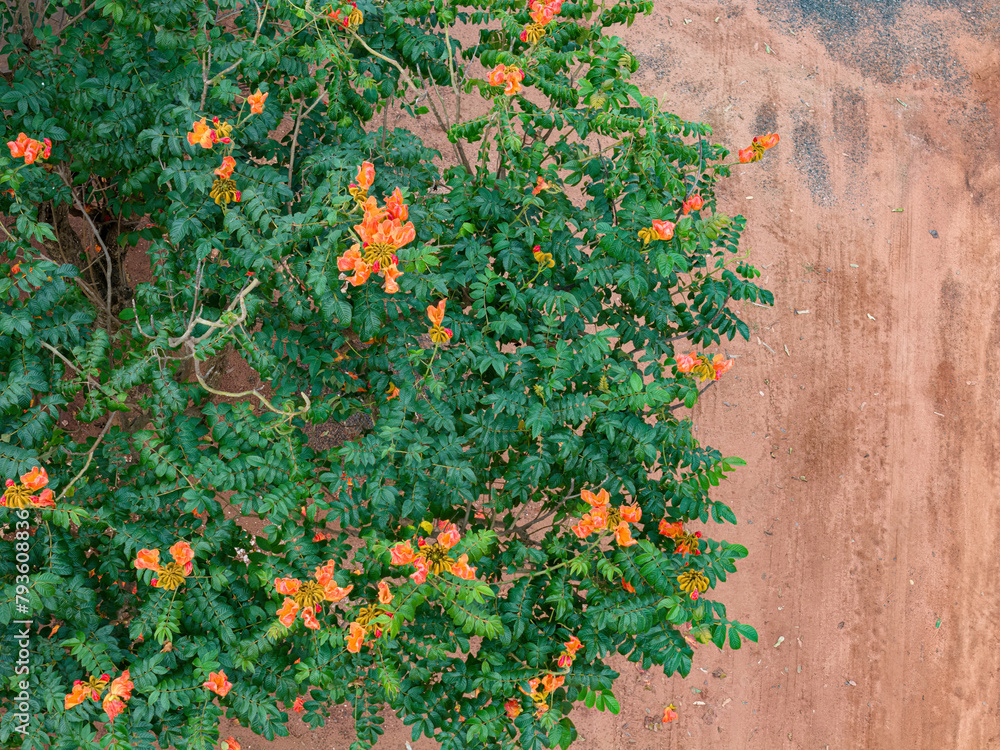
[217,1,1000,748]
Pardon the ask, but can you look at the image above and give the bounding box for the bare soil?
[219,1,1000,747]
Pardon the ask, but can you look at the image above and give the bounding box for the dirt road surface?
[222,1,1000,748]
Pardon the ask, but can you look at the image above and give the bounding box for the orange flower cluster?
[522,673,566,717]
[1,466,54,509]
[532,176,551,195]
[337,164,412,294]
[186,117,233,149]
[637,219,676,245]
[65,670,133,721]
[222,738,241,750]
[681,194,705,215]
[247,89,268,114]
[214,156,236,180]
[344,580,396,653]
[326,1,363,29]
[7,133,51,164]
[569,488,640,547]
[520,0,563,43]
[487,64,526,96]
[674,351,734,382]
[275,559,354,631]
[204,670,233,697]
[388,520,476,586]
[658,519,702,557]
[738,132,780,164]
[427,299,453,344]
[134,541,194,591]
[556,634,584,669]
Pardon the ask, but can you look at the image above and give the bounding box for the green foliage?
[0,0,773,747]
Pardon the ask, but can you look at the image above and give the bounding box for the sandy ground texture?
[215,0,1000,748]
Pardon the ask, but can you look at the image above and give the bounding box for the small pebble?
[929,230,939,238]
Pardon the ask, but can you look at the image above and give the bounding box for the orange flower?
[427,299,447,326]
[753,132,780,150]
[385,187,408,222]
[355,161,376,191]
[540,674,565,693]
[203,671,232,697]
[346,621,366,652]
[134,549,161,571]
[437,523,461,549]
[582,506,607,531]
[322,582,353,603]
[301,607,320,630]
[614,521,637,547]
[622,580,636,593]
[355,215,416,252]
[275,577,301,595]
[292,695,306,713]
[530,2,554,24]
[663,704,678,723]
[651,219,675,241]
[277,598,301,626]
[738,146,758,164]
[214,156,236,180]
[7,133,31,158]
[487,64,507,87]
[682,194,705,215]
[448,554,477,580]
[659,519,684,538]
[64,681,100,710]
[564,635,583,656]
[674,352,698,373]
[571,520,593,539]
[505,699,522,719]
[314,560,336,585]
[532,176,550,195]
[31,488,54,507]
[337,245,364,272]
[222,738,242,750]
[247,89,268,114]
[382,263,402,294]
[409,558,430,585]
[503,67,525,96]
[347,259,371,286]
[187,118,217,149]
[386,383,400,401]
[711,354,734,379]
[102,670,133,722]
[377,580,393,605]
[169,541,194,574]
[620,504,641,523]
[390,541,416,565]
[580,488,609,508]
[21,466,48,490]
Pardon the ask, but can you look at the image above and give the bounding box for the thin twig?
[52,1,93,36]
[667,379,718,411]
[55,414,115,502]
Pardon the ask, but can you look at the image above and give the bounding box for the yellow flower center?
[2,483,33,509]
[525,23,547,44]
[364,242,396,267]
[210,178,240,206]
[295,581,326,608]
[420,543,455,575]
[156,562,187,591]
[606,506,622,527]
[428,325,451,345]
[356,605,382,628]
